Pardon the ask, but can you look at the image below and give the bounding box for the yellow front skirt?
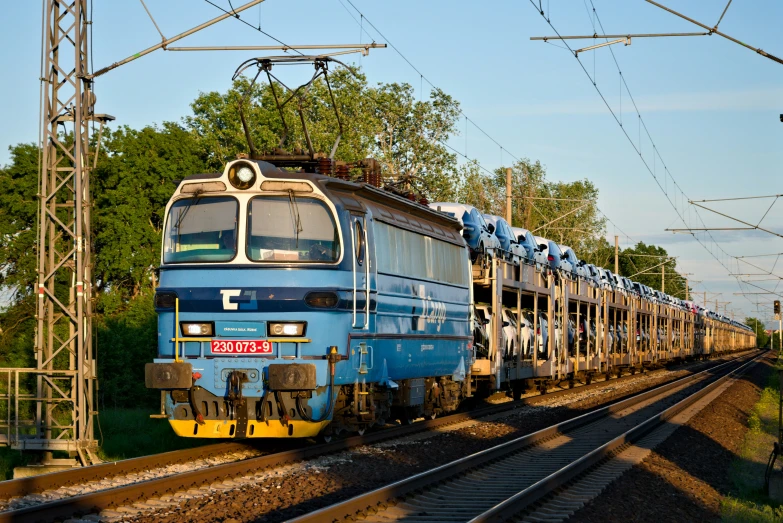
[170,418,330,438]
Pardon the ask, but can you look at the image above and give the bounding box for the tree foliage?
[745,317,769,348]
[456,158,606,259]
[616,242,688,299]
[93,123,207,301]
[187,70,461,201]
[0,143,40,300]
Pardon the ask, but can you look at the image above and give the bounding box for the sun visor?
[172,199,237,235]
[250,198,335,240]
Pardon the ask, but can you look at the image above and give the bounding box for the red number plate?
[210,340,273,354]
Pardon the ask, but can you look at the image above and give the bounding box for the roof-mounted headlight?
[228,161,257,190]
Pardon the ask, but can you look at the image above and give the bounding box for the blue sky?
[1,0,781,323]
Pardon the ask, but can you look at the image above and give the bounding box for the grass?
[97,408,211,462]
[0,447,34,481]
[722,366,783,522]
[0,409,213,479]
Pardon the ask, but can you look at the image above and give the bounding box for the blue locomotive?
[145,158,473,439]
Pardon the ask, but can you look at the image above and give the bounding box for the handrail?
[350,219,358,328]
[363,219,370,329]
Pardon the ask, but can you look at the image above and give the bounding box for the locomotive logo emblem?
[220,289,258,311]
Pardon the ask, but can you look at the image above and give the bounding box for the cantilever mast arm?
[89,0,266,78]
[645,0,783,65]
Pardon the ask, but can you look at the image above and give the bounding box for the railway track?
[288,350,763,523]
[0,351,753,522]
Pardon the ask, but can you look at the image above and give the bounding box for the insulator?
[362,168,381,187]
[316,157,334,176]
[335,164,351,180]
[359,158,382,187]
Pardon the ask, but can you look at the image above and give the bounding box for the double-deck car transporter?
[471,257,755,396]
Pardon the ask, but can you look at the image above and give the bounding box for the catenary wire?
[529,0,761,311]
[338,0,523,166]
[203,0,304,55]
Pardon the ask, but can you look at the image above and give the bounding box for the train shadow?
[248,355,772,523]
[571,354,774,522]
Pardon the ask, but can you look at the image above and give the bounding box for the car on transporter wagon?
[429,202,501,262]
[483,214,526,266]
[534,236,563,272]
[557,245,579,278]
[509,226,539,265]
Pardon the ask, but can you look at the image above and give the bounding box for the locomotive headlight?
[181,322,214,337]
[267,322,306,337]
[237,166,254,183]
[227,161,257,190]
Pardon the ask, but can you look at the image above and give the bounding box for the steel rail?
[0,441,256,500]
[0,397,552,522]
[470,350,764,523]
[0,351,748,521]
[286,350,763,523]
[0,352,732,502]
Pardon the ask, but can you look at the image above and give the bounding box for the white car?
[501,308,521,360]
[475,303,508,360]
[509,227,538,264]
[484,215,527,266]
[596,267,614,291]
[558,245,579,277]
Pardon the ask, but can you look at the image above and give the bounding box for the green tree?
[186,72,461,201]
[746,317,769,348]
[92,123,207,301]
[95,291,158,408]
[371,84,460,200]
[615,242,688,298]
[0,144,43,370]
[186,72,376,170]
[455,160,498,211]
[457,157,607,262]
[0,143,40,300]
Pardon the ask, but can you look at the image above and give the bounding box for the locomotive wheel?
[318,428,335,444]
[398,408,415,426]
[511,381,524,401]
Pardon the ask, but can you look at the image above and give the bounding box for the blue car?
[429,202,501,261]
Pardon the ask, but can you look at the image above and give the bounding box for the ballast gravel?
[113,361,723,523]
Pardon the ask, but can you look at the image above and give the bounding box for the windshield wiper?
[173,192,202,246]
[288,190,303,248]
[174,192,202,230]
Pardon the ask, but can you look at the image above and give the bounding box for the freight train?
[145,157,756,440]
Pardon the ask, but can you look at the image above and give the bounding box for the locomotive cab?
[145,158,473,439]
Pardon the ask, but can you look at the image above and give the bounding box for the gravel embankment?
[571,351,772,522]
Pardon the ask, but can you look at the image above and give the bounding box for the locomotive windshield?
[163,196,238,263]
[247,195,340,262]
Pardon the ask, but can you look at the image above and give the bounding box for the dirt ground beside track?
[571,351,773,523]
